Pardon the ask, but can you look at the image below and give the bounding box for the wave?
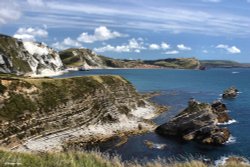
[225,135,236,144]
[217,119,237,125]
[215,156,229,166]
[232,71,239,74]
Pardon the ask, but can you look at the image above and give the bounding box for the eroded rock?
[222,87,239,99]
[156,99,231,145]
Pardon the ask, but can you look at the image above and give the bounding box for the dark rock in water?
[156,99,231,145]
[222,87,239,99]
[211,100,230,123]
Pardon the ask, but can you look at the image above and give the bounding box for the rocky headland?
[156,99,232,145]
[0,74,165,151]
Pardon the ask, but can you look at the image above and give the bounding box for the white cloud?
[27,0,44,7]
[52,37,82,50]
[13,27,48,41]
[149,44,160,50]
[134,49,141,53]
[177,44,192,51]
[216,44,241,54]
[0,0,21,25]
[203,50,208,53]
[164,50,179,55]
[94,38,144,53]
[161,42,170,50]
[77,26,127,43]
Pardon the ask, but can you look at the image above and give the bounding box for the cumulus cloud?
[94,38,144,53]
[177,44,192,51]
[161,42,170,50]
[27,0,45,7]
[0,0,21,25]
[13,27,48,41]
[149,42,170,50]
[164,50,179,55]
[216,44,241,54]
[77,26,127,43]
[52,37,82,50]
[149,44,160,50]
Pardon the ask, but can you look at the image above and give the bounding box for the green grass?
[0,75,130,120]
[0,150,248,167]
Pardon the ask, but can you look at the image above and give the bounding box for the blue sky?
[0,0,250,62]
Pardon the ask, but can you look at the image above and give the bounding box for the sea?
[56,68,250,162]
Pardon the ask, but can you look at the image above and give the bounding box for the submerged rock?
[144,140,167,150]
[222,87,239,99]
[156,99,231,145]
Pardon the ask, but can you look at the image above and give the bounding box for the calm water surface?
[57,68,250,161]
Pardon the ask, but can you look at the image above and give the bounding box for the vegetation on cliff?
[200,60,250,68]
[0,34,64,75]
[0,74,161,151]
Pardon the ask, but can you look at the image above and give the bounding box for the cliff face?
[0,75,156,150]
[0,34,64,76]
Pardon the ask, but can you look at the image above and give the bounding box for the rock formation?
[156,99,231,145]
[0,34,64,76]
[222,87,239,98]
[0,74,161,151]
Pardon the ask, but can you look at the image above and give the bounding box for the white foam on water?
[217,119,237,125]
[225,135,236,145]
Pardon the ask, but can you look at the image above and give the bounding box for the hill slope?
[200,60,250,68]
[0,34,64,76]
[59,48,200,69]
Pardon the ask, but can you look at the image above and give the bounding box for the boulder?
[156,99,231,145]
[222,87,238,98]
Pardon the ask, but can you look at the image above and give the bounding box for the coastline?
[13,102,167,152]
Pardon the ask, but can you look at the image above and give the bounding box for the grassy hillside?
[59,48,200,69]
[0,150,248,167]
[145,58,200,69]
[200,60,250,68]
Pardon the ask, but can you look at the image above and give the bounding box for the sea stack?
[156,99,231,145]
[222,87,239,99]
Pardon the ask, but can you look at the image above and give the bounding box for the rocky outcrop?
[0,75,161,151]
[222,87,239,98]
[0,34,64,76]
[156,99,231,145]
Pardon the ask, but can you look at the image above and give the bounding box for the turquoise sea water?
[57,68,250,161]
